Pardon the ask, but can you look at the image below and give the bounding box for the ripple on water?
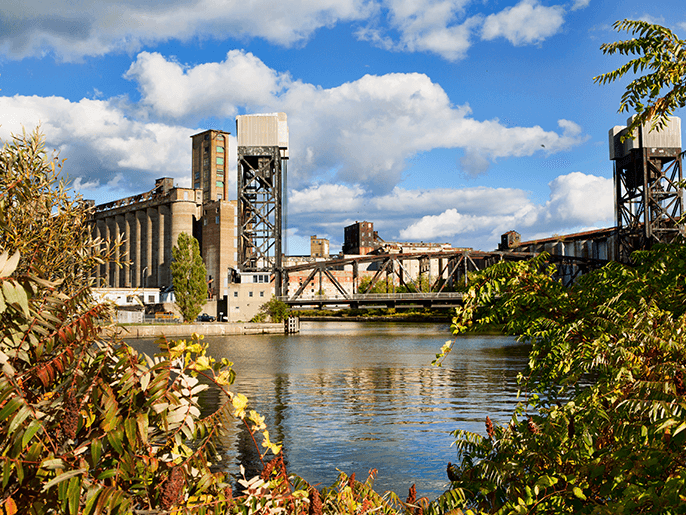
[128,321,528,500]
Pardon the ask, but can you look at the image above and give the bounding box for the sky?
[0,0,684,255]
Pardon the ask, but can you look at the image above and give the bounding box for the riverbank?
[116,322,287,339]
[293,307,452,322]
[301,315,452,322]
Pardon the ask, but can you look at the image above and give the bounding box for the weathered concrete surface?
[117,322,285,339]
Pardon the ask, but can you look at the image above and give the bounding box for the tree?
[0,130,287,514]
[0,128,115,292]
[433,246,686,513]
[594,19,686,137]
[171,232,207,323]
[253,296,289,323]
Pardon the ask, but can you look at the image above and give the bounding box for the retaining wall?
[117,322,286,339]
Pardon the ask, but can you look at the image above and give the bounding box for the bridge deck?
[279,292,464,309]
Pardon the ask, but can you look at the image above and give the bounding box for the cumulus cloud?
[289,183,367,213]
[0,0,588,62]
[357,0,577,61]
[0,0,373,61]
[398,172,613,246]
[0,95,196,198]
[481,0,565,45]
[125,51,588,191]
[287,172,613,252]
[356,0,479,61]
[125,51,290,121]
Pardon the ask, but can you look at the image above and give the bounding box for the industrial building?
[501,115,682,276]
[90,114,288,322]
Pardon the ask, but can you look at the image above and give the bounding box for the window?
[216,181,223,188]
[204,218,207,226]
[217,193,222,200]
[249,291,253,297]
[215,216,219,224]
[260,291,264,297]
[233,291,238,297]
[216,157,224,165]
[148,295,155,303]
[217,146,224,153]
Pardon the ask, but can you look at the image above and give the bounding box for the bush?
[436,249,686,513]
[254,296,289,323]
[0,131,279,514]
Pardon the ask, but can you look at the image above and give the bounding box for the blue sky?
[0,0,683,254]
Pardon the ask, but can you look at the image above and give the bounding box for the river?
[128,320,528,500]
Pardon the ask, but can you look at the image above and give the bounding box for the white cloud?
[0,95,195,198]
[399,210,504,240]
[125,51,290,121]
[0,0,580,63]
[287,173,613,252]
[289,183,367,213]
[357,0,572,61]
[570,0,590,11]
[0,0,374,61]
[481,0,565,45]
[125,51,588,191]
[356,0,479,61]
[542,171,613,224]
[398,172,613,246]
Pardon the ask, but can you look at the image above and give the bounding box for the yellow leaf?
[247,410,266,431]
[261,430,282,455]
[231,393,248,418]
[5,497,18,515]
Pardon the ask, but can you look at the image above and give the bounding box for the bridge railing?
[278,292,464,302]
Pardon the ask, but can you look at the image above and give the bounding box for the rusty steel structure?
[610,117,683,263]
[236,114,289,295]
[237,146,284,273]
[280,249,607,308]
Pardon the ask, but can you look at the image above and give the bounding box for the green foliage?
[436,246,686,513]
[0,130,281,514]
[253,296,289,323]
[594,19,686,137]
[171,233,207,323]
[358,274,441,294]
[0,128,116,293]
[358,276,393,293]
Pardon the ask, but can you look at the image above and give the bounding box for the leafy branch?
[594,19,686,138]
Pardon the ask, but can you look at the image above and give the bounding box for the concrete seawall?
[117,322,286,339]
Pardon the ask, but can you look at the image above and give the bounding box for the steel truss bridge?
[278,249,608,309]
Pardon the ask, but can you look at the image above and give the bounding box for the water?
[128,321,528,500]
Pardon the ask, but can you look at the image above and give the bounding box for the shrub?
[436,249,686,513]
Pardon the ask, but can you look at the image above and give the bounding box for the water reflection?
[128,321,527,499]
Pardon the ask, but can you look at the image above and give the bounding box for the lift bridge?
[238,115,682,310]
[277,249,609,309]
